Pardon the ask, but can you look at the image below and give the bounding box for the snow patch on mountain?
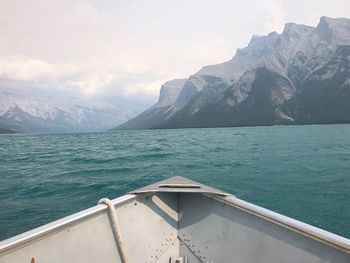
[0,92,136,132]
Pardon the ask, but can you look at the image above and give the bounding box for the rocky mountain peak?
[0,92,136,132]
[315,17,350,44]
[158,79,186,107]
[243,31,279,55]
[117,16,350,130]
[282,23,314,41]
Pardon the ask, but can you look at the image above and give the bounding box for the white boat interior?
[0,176,349,263]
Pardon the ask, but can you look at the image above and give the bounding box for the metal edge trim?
[129,176,230,196]
[0,194,136,255]
[208,194,350,254]
[131,189,229,196]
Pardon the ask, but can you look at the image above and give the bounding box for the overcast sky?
[0,0,349,108]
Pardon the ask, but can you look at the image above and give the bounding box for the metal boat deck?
[0,176,349,262]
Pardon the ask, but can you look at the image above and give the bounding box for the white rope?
[98,198,129,263]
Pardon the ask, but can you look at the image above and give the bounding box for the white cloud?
[262,0,287,32]
[0,0,349,109]
[120,78,171,98]
[70,73,114,96]
[0,56,78,82]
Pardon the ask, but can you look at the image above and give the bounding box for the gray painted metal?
[179,193,349,262]
[129,176,230,196]
[0,176,349,263]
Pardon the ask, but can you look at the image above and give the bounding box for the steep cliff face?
[156,67,295,128]
[158,79,187,107]
[117,17,350,129]
[282,45,350,124]
[117,79,187,129]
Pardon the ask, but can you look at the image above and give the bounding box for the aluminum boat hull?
[0,176,349,262]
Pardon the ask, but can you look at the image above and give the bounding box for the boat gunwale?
[1,186,349,257]
[0,194,136,256]
[207,194,350,254]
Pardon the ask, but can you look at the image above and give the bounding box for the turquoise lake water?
[0,124,349,240]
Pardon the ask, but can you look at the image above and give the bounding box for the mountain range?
[0,92,136,133]
[117,16,350,129]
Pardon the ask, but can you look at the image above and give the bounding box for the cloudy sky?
[0,0,349,110]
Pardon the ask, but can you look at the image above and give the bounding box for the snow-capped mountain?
[117,16,350,129]
[0,92,136,132]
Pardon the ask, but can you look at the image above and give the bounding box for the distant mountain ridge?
[0,126,14,134]
[117,17,350,129]
[0,92,136,132]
